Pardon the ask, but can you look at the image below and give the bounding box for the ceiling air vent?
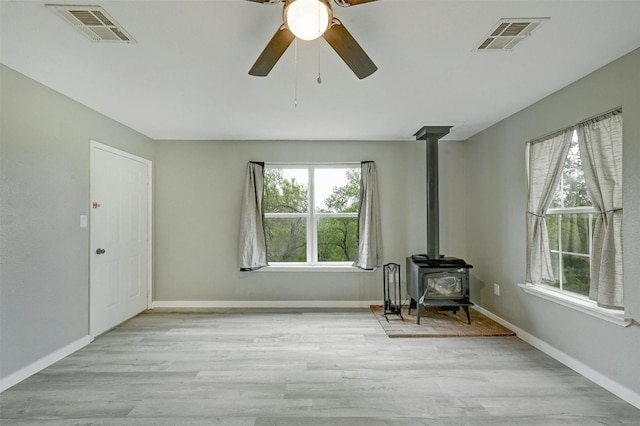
[475,18,548,51]
[46,4,136,43]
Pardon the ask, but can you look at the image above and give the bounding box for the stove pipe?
[414,126,452,260]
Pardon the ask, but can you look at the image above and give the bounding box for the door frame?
[89,140,153,338]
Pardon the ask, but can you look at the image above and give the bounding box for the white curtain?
[526,131,573,284]
[238,162,268,271]
[577,110,623,309]
[353,161,383,270]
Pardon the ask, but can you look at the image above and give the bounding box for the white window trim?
[260,265,369,272]
[546,206,596,215]
[518,283,631,327]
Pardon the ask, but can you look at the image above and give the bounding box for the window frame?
[529,131,597,298]
[263,163,360,269]
[523,108,627,324]
[539,130,596,297]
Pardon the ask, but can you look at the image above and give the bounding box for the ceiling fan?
[247,0,378,79]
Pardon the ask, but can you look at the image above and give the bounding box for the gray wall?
[0,65,155,381]
[463,48,640,395]
[152,139,466,303]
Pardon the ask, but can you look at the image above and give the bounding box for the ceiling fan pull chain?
[317,7,322,84]
[294,38,298,108]
[317,40,322,84]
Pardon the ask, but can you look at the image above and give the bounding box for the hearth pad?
[371,305,516,338]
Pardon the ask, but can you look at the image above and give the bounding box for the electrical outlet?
[494,283,500,296]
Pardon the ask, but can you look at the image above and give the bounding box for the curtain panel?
[526,131,573,284]
[577,110,623,309]
[353,161,383,270]
[238,162,268,271]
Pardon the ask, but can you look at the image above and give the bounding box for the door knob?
[96,248,106,255]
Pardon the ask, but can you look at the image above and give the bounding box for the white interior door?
[90,141,151,337]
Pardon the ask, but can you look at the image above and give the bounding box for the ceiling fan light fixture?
[284,0,332,41]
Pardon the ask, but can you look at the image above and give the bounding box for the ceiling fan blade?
[334,0,378,6]
[249,26,295,77]
[322,19,377,79]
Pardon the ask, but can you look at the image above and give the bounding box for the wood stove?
[406,126,474,324]
[406,255,473,324]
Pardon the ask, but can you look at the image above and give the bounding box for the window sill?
[518,283,631,327]
[259,265,372,273]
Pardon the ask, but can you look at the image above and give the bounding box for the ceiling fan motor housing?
[283,0,334,40]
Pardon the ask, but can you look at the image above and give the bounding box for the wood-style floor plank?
[1,309,639,425]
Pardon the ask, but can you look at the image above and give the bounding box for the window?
[545,131,595,297]
[526,108,623,310]
[263,165,361,266]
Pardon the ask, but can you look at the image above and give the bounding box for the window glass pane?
[550,135,592,209]
[317,217,358,262]
[561,213,590,255]
[314,168,360,213]
[264,168,308,213]
[547,215,559,250]
[546,252,560,288]
[561,254,590,296]
[264,217,306,262]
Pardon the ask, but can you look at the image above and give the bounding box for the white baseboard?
[472,305,640,410]
[151,300,381,309]
[0,335,91,393]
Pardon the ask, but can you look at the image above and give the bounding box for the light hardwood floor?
[1,309,639,425]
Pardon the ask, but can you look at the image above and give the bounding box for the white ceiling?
[2,0,640,141]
